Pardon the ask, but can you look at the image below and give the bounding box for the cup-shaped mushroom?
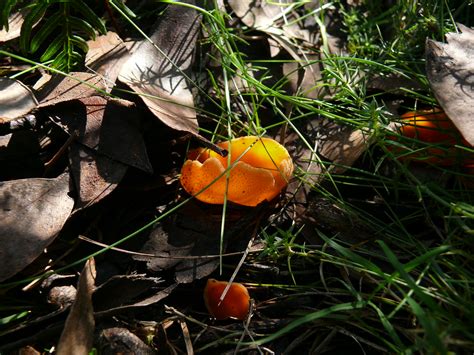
[180,136,294,206]
[393,108,474,166]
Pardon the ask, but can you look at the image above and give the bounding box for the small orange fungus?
[395,108,473,166]
[204,279,250,321]
[180,136,294,206]
[399,108,461,144]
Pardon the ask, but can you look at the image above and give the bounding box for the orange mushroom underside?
[180,136,294,207]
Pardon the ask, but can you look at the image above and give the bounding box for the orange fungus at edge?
[395,108,474,166]
[399,108,460,143]
[204,279,250,321]
[180,136,294,206]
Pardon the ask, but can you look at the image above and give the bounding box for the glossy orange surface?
[180,136,294,206]
[203,279,250,321]
[399,109,459,143]
[395,108,473,166]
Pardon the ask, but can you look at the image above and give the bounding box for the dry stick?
[179,319,194,355]
[190,133,228,157]
[174,133,228,159]
[164,305,233,333]
[43,131,77,176]
[218,211,264,306]
[235,300,266,355]
[78,235,261,259]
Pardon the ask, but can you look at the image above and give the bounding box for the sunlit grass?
[1,0,473,353]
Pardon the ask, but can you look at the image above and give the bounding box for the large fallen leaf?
[316,119,371,173]
[36,72,106,108]
[275,120,374,248]
[93,275,163,312]
[282,118,371,230]
[426,24,474,145]
[0,11,25,41]
[55,96,151,172]
[229,1,347,100]
[50,96,152,208]
[0,77,38,124]
[285,118,370,191]
[118,0,201,133]
[57,258,96,355]
[135,217,222,284]
[0,173,74,282]
[85,32,130,93]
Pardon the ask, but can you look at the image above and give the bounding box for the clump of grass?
[192,0,474,353]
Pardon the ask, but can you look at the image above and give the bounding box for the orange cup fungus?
[394,108,473,166]
[180,136,294,207]
[203,279,250,321]
[399,108,462,144]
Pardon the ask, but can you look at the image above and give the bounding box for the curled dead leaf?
[426,24,474,145]
[57,258,96,355]
[118,1,201,134]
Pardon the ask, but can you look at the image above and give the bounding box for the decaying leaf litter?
[0,1,473,353]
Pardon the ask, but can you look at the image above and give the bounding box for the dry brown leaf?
[285,118,370,189]
[94,280,177,317]
[48,285,77,310]
[47,96,151,208]
[85,32,130,93]
[367,72,423,93]
[0,77,38,124]
[426,24,474,145]
[51,96,152,173]
[0,173,74,282]
[0,12,24,41]
[93,274,163,312]
[0,133,12,148]
[283,55,326,99]
[229,0,313,44]
[118,0,201,133]
[69,143,128,209]
[316,119,371,173]
[36,72,106,108]
[135,219,221,283]
[282,120,372,242]
[228,1,339,99]
[57,258,96,355]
